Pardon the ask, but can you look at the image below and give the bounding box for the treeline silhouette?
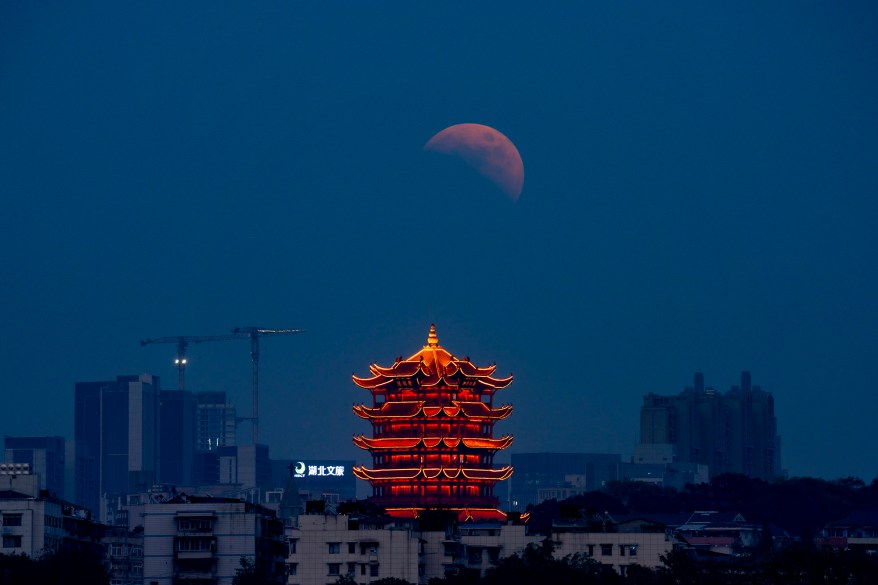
[527,473,878,538]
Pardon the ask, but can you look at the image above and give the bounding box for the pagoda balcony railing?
[373,495,499,508]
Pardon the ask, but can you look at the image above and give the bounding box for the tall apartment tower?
[194,391,237,452]
[74,374,160,520]
[639,371,781,480]
[4,436,66,497]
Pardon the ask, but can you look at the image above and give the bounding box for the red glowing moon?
[424,123,524,201]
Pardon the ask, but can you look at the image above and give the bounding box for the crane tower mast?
[140,327,304,444]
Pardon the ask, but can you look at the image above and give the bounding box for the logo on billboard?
[293,461,345,478]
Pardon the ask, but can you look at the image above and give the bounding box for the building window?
[178,518,213,531]
[328,542,340,554]
[361,564,367,576]
[131,546,143,558]
[3,535,22,548]
[288,540,297,555]
[110,544,123,557]
[619,544,626,556]
[600,544,613,556]
[327,563,340,576]
[628,544,638,557]
[348,542,356,554]
[370,564,379,577]
[587,544,594,556]
[286,563,297,576]
[2,514,22,527]
[178,537,213,552]
[347,562,356,575]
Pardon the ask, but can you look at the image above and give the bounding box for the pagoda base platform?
[384,506,508,523]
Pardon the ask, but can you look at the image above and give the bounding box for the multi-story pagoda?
[352,325,513,522]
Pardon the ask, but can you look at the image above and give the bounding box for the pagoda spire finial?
[426,324,439,347]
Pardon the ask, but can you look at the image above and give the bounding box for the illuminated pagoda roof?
[353,435,514,451]
[352,465,514,482]
[352,324,515,523]
[353,324,513,391]
[352,401,513,420]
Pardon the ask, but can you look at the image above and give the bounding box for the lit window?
[629,544,638,557]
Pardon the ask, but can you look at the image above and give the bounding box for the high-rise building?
[352,325,514,521]
[159,389,195,486]
[194,391,237,452]
[509,452,622,510]
[638,371,781,480]
[4,436,66,497]
[74,374,160,520]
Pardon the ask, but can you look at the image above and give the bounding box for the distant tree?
[0,552,37,585]
[334,576,357,585]
[36,548,109,585]
[233,556,271,585]
[479,539,620,585]
[428,566,481,585]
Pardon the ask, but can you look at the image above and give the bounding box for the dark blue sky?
[1,2,876,481]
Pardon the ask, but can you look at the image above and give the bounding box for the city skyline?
[1,3,877,483]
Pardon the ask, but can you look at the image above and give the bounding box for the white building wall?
[551,529,674,574]
[289,515,421,585]
[143,501,268,585]
[0,497,85,558]
[289,515,675,583]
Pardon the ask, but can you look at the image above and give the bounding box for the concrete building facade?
[4,435,66,498]
[142,495,286,585]
[286,512,676,584]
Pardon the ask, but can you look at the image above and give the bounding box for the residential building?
[103,525,145,585]
[4,435,66,497]
[639,371,781,480]
[674,511,762,555]
[552,515,680,577]
[141,494,286,585]
[818,509,878,554]
[287,511,678,583]
[0,470,102,559]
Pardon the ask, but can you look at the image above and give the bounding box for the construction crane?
[231,327,304,444]
[140,327,304,444]
[139,334,240,391]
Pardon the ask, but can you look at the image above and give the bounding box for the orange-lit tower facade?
[352,325,513,521]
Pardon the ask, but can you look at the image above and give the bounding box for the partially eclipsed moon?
[424,123,524,201]
[295,461,306,475]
